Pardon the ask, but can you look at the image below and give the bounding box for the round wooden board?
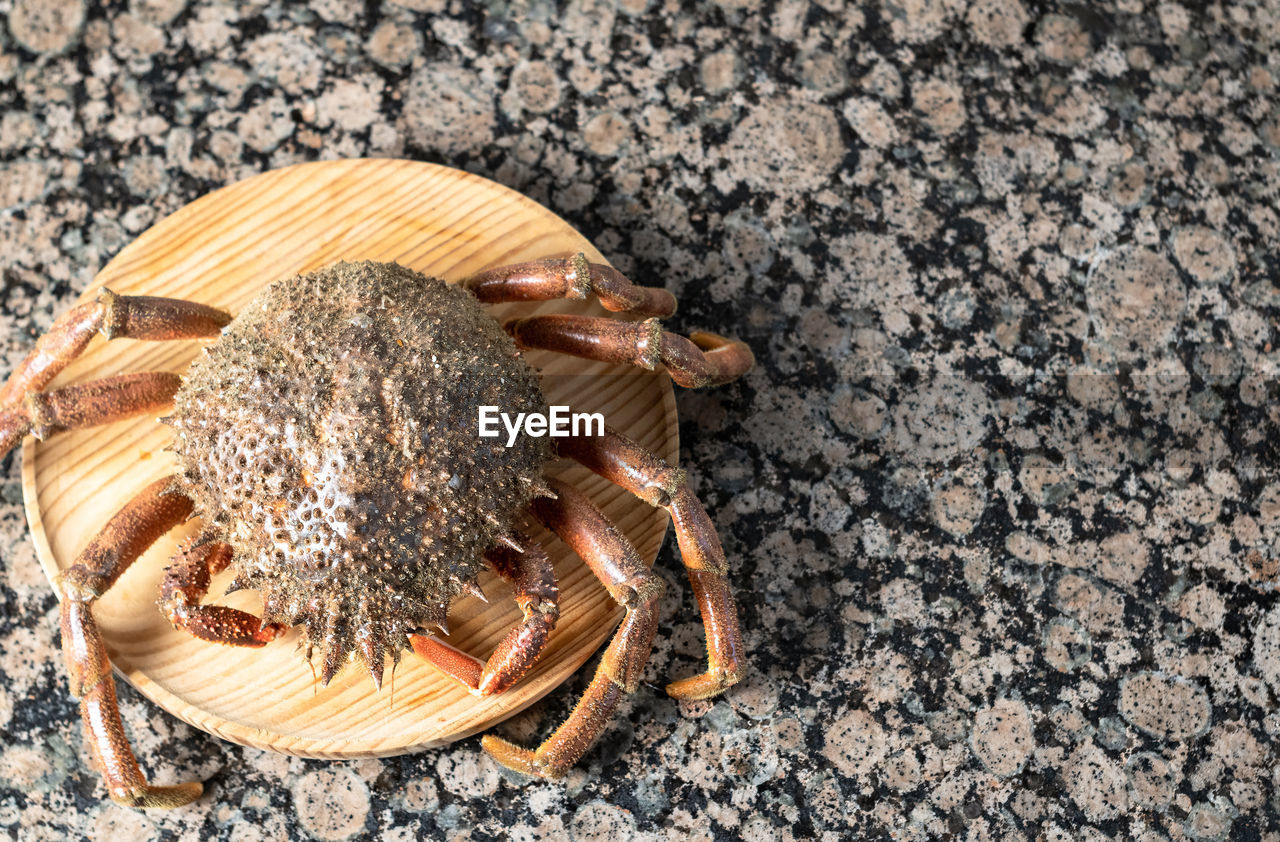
[21,158,677,759]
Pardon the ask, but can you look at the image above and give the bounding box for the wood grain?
[21,159,678,758]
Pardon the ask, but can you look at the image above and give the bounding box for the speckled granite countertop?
[1,0,1279,839]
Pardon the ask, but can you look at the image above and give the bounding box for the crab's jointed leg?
[160,536,285,647]
[411,536,560,696]
[57,476,203,809]
[557,426,745,700]
[475,541,561,694]
[482,479,664,778]
[0,288,229,407]
[463,253,677,318]
[0,371,181,459]
[503,315,753,388]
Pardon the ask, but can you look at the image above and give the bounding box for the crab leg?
[57,476,203,809]
[482,479,664,778]
[160,536,284,647]
[463,253,676,317]
[503,315,753,388]
[557,426,744,700]
[0,288,229,407]
[0,371,181,459]
[411,537,560,695]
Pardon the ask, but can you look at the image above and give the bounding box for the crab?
[0,256,752,808]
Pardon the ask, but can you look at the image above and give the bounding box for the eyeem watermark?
[479,405,604,447]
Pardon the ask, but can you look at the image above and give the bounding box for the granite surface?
[1,0,1279,839]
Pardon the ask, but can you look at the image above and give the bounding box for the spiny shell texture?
[168,261,551,684]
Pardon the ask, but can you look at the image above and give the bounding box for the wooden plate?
[21,158,677,758]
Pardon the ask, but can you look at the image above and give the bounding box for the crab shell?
[166,261,552,685]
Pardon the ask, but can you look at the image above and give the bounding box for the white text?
[478,405,605,447]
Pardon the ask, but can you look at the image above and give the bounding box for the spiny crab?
[0,257,752,808]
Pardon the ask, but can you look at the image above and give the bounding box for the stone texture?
[0,0,1278,839]
[6,0,86,54]
[1118,672,1212,741]
[970,698,1034,777]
